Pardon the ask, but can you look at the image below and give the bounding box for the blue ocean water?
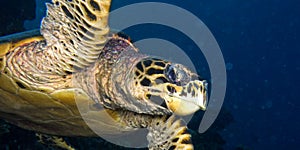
[0,0,299,149]
[112,0,300,149]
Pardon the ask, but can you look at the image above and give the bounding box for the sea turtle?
[0,0,208,149]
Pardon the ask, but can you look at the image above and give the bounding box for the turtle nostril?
[167,85,176,93]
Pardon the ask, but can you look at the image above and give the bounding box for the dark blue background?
[110,0,299,149]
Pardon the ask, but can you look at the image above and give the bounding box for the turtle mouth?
[164,80,208,116]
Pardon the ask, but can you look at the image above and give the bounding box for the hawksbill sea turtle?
[0,0,208,149]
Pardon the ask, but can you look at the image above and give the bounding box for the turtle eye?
[165,65,178,84]
[165,64,191,86]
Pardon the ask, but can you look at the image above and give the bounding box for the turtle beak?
[164,80,208,116]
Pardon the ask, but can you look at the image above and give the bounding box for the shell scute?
[0,42,11,57]
[0,72,18,94]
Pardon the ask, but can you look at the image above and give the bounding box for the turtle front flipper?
[147,115,193,150]
[41,0,112,70]
[2,0,113,91]
[110,110,194,150]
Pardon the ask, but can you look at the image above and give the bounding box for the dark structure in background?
[0,0,36,36]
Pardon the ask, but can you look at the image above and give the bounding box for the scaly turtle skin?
[0,0,208,149]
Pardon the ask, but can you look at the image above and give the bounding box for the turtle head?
[129,58,208,116]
